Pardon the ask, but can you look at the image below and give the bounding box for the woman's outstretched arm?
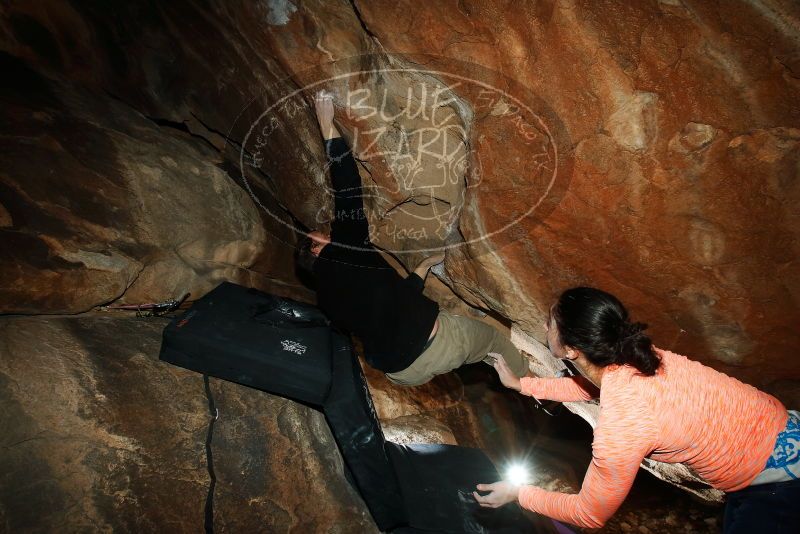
[491,353,597,401]
[477,393,655,529]
[520,375,597,402]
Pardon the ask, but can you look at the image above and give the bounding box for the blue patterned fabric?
[751,410,800,485]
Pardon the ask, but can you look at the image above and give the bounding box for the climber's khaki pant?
[386,309,529,386]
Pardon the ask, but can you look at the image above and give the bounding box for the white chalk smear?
[265,0,297,26]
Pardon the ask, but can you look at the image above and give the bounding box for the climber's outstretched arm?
[315,91,370,248]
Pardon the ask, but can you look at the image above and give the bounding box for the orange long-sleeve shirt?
[517,348,788,529]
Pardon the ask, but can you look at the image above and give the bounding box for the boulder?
[1,0,798,512]
[0,53,305,314]
[0,315,376,532]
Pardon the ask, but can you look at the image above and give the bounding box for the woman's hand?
[487,352,522,392]
[473,481,520,508]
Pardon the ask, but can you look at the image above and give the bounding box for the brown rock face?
[0,5,311,314]
[0,56,285,314]
[0,316,376,532]
[1,0,799,528]
[3,1,796,378]
[341,0,800,389]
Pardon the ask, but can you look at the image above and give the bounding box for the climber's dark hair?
[294,235,317,275]
[553,287,661,376]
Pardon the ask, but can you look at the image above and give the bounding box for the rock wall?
[0,0,799,527]
[2,0,796,383]
[0,2,314,313]
[0,316,376,532]
[344,0,800,390]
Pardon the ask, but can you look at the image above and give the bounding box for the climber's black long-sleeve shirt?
[313,137,439,373]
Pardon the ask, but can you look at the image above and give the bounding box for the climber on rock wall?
[294,90,530,386]
[473,287,799,533]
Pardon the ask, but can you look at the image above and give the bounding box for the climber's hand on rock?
[425,252,445,267]
[488,353,522,392]
[413,252,445,278]
[473,481,519,508]
[314,90,338,140]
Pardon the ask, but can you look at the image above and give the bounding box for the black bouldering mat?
[159,282,552,533]
[160,282,332,405]
[324,330,406,530]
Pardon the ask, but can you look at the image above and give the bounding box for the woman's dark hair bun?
[554,287,661,376]
[617,321,660,375]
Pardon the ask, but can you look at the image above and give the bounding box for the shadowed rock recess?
[0,1,798,532]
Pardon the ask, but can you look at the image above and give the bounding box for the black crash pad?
[160,282,553,533]
[160,282,332,405]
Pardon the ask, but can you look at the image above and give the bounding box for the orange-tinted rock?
[342,0,800,387]
[3,0,797,379]
[1,0,798,516]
